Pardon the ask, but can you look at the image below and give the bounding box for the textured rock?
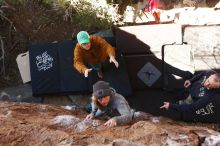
[160,8,220,25]
[0,84,42,103]
[0,102,219,145]
[193,56,220,71]
[183,26,220,71]
[183,0,207,7]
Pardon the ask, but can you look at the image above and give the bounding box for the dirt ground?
[0,102,219,146]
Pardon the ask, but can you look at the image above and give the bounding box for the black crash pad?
[29,37,132,96]
[123,54,193,90]
[115,27,151,55]
[123,54,163,89]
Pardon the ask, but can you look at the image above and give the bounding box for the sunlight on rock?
[204,135,220,146]
[0,110,12,118]
[49,115,99,132]
[57,138,74,146]
[92,120,102,127]
[166,137,187,146]
[62,105,77,111]
[151,117,160,123]
[111,139,145,146]
[165,134,190,146]
[49,115,80,130]
[74,120,91,132]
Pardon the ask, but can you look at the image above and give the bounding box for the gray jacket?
[91,89,133,125]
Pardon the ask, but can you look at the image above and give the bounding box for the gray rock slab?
[193,56,220,71]
[0,84,42,103]
[160,8,220,25]
[184,26,220,57]
[68,94,91,107]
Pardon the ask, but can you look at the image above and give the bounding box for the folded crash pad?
[29,37,132,96]
[123,53,193,90]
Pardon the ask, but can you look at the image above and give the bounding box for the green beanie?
[77,31,90,45]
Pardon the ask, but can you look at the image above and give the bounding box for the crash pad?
[29,37,132,96]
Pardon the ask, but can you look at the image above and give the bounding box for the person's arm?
[113,100,132,125]
[96,36,116,58]
[94,36,119,68]
[189,70,215,83]
[169,95,212,113]
[85,101,97,120]
[91,102,98,116]
[86,102,104,120]
[189,72,205,83]
[73,44,88,74]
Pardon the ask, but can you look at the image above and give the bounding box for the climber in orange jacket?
[73,31,119,78]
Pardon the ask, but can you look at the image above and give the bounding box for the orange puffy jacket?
[73,35,116,74]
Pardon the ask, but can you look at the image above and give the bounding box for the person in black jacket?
[160,70,220,122]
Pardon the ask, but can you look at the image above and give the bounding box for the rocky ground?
[0,101,219,146]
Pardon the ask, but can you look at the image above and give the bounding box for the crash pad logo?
[196,102,214,115]
[137,62,161,87]
[36,51,53,71]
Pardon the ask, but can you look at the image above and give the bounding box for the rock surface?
[0,102,219,146]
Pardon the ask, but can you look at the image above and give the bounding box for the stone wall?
[184,26,220,71]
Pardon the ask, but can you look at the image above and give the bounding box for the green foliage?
[3,0,114,31]
[71,0,113,30]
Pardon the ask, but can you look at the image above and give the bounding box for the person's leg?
[178,94,193,105]
[132,109,151,121]
[90,63,103,78]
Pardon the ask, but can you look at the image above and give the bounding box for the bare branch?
[0,36,6,76]
[0,11,16,32]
